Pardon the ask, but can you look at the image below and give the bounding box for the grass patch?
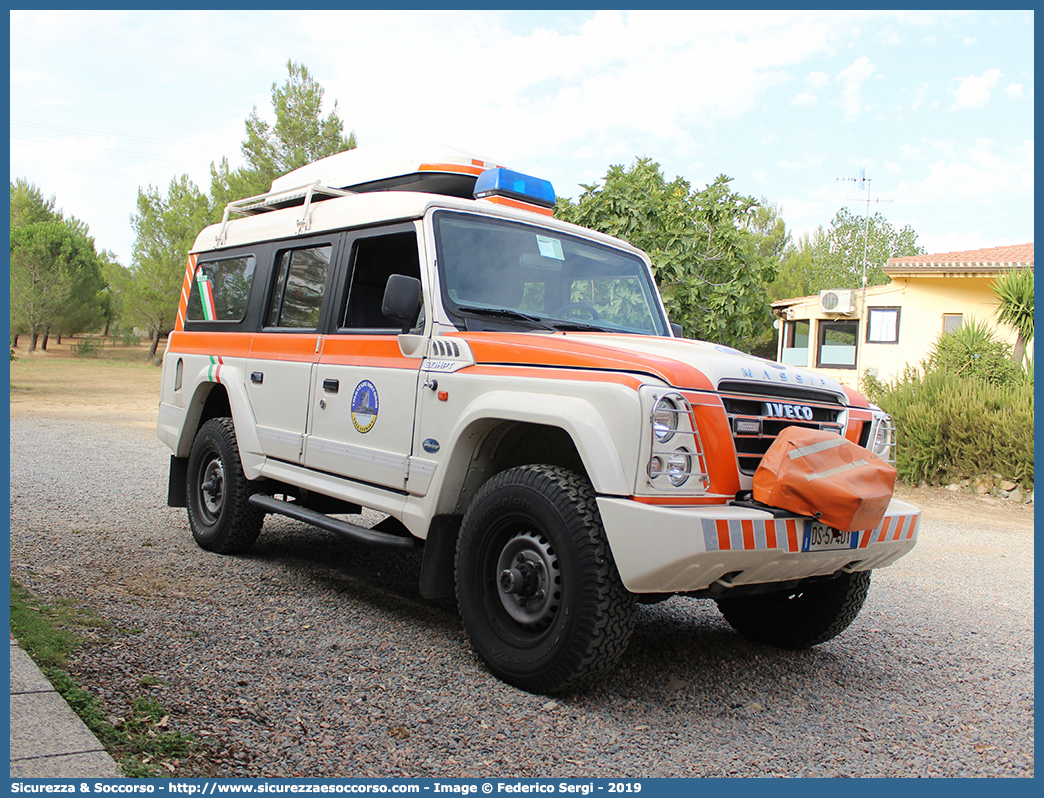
[9,578,203,777]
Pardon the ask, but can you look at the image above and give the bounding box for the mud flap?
[752,427,896,532]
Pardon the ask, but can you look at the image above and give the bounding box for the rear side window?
[266,245,332,329]
[187,255,256,322]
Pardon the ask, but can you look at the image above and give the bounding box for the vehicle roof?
[191,190,647,259]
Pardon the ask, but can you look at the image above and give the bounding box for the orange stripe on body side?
[320,336,421,370]
[167,330,254,358]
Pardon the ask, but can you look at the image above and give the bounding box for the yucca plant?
[992,266,1034,367]
[924,316,1025,385]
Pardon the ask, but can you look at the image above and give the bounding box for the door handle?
[323,378,339,393]
[250,372,263,384]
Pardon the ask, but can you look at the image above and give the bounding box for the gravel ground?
[9,415,1034,778]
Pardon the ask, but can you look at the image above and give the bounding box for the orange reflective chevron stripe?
[175,254,197,332]
[703,513,916,554]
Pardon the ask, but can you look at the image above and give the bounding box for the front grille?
[720,385,846,476]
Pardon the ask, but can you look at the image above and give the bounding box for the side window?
[187,255,256,322]
[942,313,963,334]
[265,245,331,329]
[342,231,421,331]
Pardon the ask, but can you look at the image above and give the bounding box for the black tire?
[186,417,264,554]
[715,570,871,650]
[455,464,637,694]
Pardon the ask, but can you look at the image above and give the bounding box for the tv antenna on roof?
[837,169,893,289]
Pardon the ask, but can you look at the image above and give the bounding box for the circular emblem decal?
[351,380,379,433]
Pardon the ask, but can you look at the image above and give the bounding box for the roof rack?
[214,180,354,247]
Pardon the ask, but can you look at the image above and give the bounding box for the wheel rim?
[494,530,561,631]
[197,453,225,524]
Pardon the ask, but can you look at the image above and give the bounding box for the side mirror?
[382,275,423,335]
[670,323,683,338]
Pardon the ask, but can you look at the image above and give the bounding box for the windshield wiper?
[547,319,614,332]
[456,306,556,331]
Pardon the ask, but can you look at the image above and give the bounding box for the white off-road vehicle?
[158,143,920,694]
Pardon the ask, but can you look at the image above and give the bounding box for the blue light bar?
[473,167,556,209]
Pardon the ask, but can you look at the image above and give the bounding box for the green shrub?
[121,328,142,347]
[71,335,102,358]
[865,367,1034,488]
[924,317,1026,386]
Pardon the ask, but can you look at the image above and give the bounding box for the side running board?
[248,494,417,550]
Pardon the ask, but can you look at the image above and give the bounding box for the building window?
[781,319,810,366]
[817,319,858,369]
[866,307,900,344]
[943,314,963,333]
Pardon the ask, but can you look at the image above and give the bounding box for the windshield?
[433,211,669,335]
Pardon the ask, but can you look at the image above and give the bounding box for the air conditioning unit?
[819,289,854,314]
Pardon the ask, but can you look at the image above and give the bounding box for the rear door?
[246,234,342,464]
[303,224,425,490]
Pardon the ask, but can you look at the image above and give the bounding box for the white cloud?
[964,37,978,46]
[950,68,1003,110]
[910,81,930,110]
[878,26,904,46]
[835,56,877,121]
[807,70,831,88]
[895,138,1033,206]
[1005,83,1024,99]
[791,92,817,107]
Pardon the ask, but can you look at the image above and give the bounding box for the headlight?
[868,405,896,464]
[652,397,679,442]
[666,449,691,486]
[643,389,708,494]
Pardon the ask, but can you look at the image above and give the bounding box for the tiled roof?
[886,243,1033,271]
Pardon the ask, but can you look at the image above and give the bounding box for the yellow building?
[770,243,1034,389]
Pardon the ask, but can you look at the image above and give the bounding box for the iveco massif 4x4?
[158,143,920,694]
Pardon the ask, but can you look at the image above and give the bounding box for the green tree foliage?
[210,60,357,212]
[746,199,791,267]
[555,158,775,348]
[807,207,924,293]
[10,178,58,228]
[766,228,826,302]
[127,175,211,359]
[923,317,1027,386]
[991,267,1034,367]
[10,220,105,351]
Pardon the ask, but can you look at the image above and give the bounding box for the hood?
[454,331,853,404]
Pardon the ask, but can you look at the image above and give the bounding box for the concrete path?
[9,636,123,778]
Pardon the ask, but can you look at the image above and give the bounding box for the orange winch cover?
[752,427,897,532]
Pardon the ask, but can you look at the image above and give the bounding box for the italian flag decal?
[207,355,223,383]
[196,272,217,321]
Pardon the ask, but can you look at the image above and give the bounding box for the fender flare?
[433,390,633,507]
[176,364,265,479]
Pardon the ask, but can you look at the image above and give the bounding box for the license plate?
[802,521,857,552]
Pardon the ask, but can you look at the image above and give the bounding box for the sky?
[9,9,1035,269]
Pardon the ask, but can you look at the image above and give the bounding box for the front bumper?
[598,497,920,593]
